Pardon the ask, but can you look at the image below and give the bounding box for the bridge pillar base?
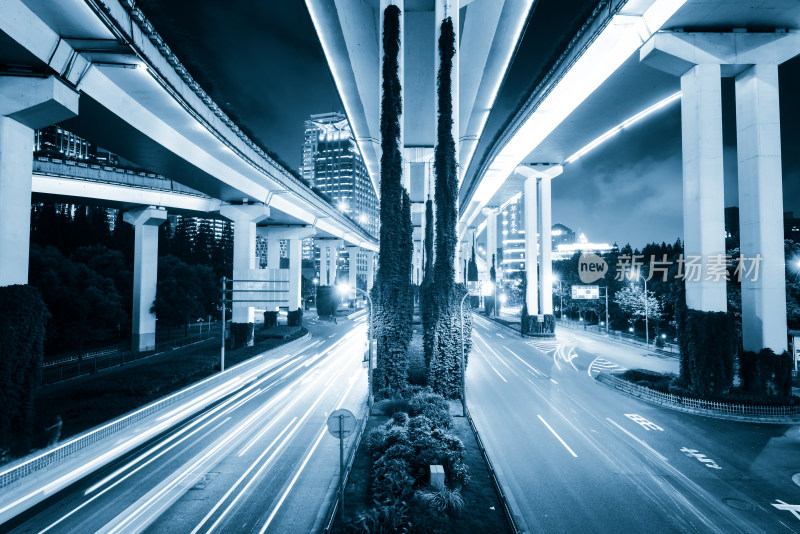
[221,204,270,329]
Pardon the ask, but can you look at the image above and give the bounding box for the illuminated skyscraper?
[301,112,378,285]
[301,112,378,237]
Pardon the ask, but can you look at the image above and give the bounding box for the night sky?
[136,0,800,250]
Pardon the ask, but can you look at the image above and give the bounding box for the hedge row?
[675,303,738,397]
[521,314,555,337]
[0,285,48,456]
[740,348,793,397]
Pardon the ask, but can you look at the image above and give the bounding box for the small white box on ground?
[430,464,445,489]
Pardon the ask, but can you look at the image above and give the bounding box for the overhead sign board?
[572,285,600,300]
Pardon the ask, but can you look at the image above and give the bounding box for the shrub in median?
[675,302,738,397]
[263,311,278,329]
[0,285,48,455]
[287,308,303,327]
[352,390,469,532]
[316,285,339,317]
[739,348,793,397]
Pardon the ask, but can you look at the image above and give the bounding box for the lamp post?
[629,270,649,346]
[553,277,564,320]
[338,283,373,408]
[459,291,471,417]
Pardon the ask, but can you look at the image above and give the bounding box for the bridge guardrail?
[596,372,800,420]
[0,333,311,489]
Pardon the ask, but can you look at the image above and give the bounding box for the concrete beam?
[0,76,80,129]
[641,31,800,77]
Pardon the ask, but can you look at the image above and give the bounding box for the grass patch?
[29,327,306,452]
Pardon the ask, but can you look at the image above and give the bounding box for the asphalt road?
[3,315,368,534]
[467,314,800,533]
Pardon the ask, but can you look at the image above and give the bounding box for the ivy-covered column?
[426,10,471,399]
[373,4,413,398]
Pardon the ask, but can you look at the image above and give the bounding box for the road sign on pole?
[572,285,600,300]
[327,409,356,523]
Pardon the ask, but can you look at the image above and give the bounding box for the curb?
[465,408,528,534]
[595,373,800,424]
[319,402,370,533]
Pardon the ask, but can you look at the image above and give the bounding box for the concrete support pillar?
[517,165,562,315]
[523,175,539,315]
[366,250,376,292]
[287,238,302,310]
[483,207,499,280]
[680,63,728,312]
[0,75,78,286]
[641,32,800,315]
[735,64,788,352]
[538,177,553,314]
[319,245,328,286]
[0,117,34,286]
[258,225,315,312]
[346,246,359,292]
[267,238,281,269]
[123,207,167,352]
[220,204,270,336]
[329,245,339,286]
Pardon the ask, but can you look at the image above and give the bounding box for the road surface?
[3,315,368,534]
[468,314,800,533]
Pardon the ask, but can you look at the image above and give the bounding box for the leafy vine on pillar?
[372,4,412,398]
[426,16,472,398]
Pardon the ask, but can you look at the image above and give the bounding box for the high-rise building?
[301,112,379,237]
[301,112,379,285]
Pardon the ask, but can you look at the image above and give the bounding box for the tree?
[29,244,126,354]
[614,284,662,330]
[152,255,217,338]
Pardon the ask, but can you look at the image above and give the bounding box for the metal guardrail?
[320,404,370,534]
[0,334,311,489]
[596,373,800,418]
[40,332,217,385]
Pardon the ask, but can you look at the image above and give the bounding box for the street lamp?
[458,291,471,417]
[312,277,319,308]
[337,283,374,409]
[629,269,649,346]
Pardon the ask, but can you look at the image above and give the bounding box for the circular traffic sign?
[327,409,356,439]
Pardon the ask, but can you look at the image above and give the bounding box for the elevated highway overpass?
[0,0,377,349]
[310,0,800,355]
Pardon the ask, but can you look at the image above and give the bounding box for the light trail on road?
[4,318,369,534]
